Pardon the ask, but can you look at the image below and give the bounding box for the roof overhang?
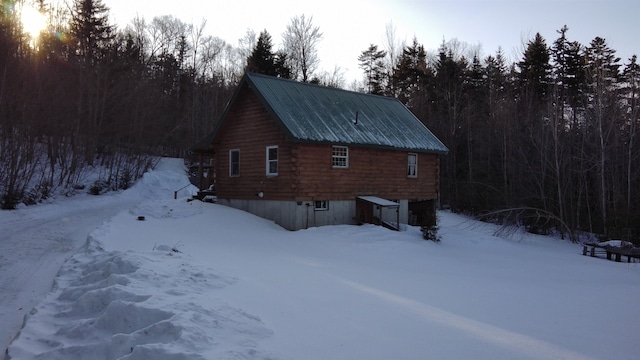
[357,196,400,207]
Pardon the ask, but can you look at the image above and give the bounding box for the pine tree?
[245,30,278,76]
[393,38,430,106]
[518,33,552,102]
[621,55,640,220]
[69,0,114,65]
[358,44,386,94]
[583,36,621,233]
[484,50,513,202]
[433,43,468,208]
[274,50,291,79]
[245,31,291,78]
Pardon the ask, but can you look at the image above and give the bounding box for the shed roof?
[211,72,448,153]
[357,196,400,207]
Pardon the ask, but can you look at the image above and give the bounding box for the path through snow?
[0,158,195,354]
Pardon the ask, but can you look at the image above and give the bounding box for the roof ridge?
[244,72,399,102]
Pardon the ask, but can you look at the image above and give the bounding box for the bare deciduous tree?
[282,14,322,82]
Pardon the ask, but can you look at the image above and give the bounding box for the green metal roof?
[231,73,448,153]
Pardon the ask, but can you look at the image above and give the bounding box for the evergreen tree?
[393,38,431,106]
[274,50,291,79]
[518,33,552,102]
[621,55,640,218]
[583,37,621,232]
[584,37,620,91]
[551,26,585,112]
[245,30,278,76]
[358,43,387,94]
[484,50,514,202]
[433,43,469,209]
[245,30,291,78]
[69,0,114,65]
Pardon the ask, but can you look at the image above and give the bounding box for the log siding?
[214,85,440,203]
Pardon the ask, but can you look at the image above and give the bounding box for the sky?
[103,0,638,82]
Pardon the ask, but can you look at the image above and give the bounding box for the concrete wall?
[217,198,410,231]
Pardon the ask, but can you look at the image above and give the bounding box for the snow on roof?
[599,240,634,248]
[357,196,400,207]
[243,73,449,154]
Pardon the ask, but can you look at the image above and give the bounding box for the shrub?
[421,210,441,242]
[89,180,109,195]
[1,191,21,209]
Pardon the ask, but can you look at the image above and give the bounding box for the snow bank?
[128,158,198,201]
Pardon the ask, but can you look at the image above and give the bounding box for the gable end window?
[332,146,349,168]
[229,149,240,177]
[408,153,417,178]
[266,146,278,176]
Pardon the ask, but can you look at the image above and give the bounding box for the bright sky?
[104,0,638,82]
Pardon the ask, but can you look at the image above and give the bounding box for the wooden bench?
[583,243,640,263]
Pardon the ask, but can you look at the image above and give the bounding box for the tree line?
[357,26,639,242]
[0,0,324,208]
[2,1,639,243]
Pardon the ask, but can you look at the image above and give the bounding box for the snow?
[357,195,399,207]
[599,240,634,248]
[2,158,640,359]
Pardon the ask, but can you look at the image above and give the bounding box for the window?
[229,149,240,177]
[314,200,329,211]
[332,146,348,168]
[266,146,278,176]
[408,153,417,177]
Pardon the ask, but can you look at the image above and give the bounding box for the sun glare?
[20,4,48,38]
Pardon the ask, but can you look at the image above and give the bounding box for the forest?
[1,0,638,243]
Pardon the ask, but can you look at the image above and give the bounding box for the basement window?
[266,146,278,176]
[314,200,329,211]
[332,146,348,168]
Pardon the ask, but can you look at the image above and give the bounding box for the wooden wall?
[214,84,441,203]
[292,143,440,201]
[213,84,294,200]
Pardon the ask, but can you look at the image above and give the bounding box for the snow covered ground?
[2,158,639,359]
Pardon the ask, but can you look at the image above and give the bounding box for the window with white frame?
[266,145,278,176]
[314,200,329,211]
[332,146,348,168]
[408,153,417,177]
[229,149,240,177]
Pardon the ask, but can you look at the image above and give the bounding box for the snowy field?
[2,158,639,359]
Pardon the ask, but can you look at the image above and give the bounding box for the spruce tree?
[245,30,278,76]
[551,26,585,113]
[621,55,640,217]
[393,38,430,106]
[245,30,291,78]
[274,50,291,79]
[518,33,552,102]
[583,37,621,232]
[69,0,114,65]
[358,44,387,94]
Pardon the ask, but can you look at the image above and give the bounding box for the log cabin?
[193,72,448,230]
